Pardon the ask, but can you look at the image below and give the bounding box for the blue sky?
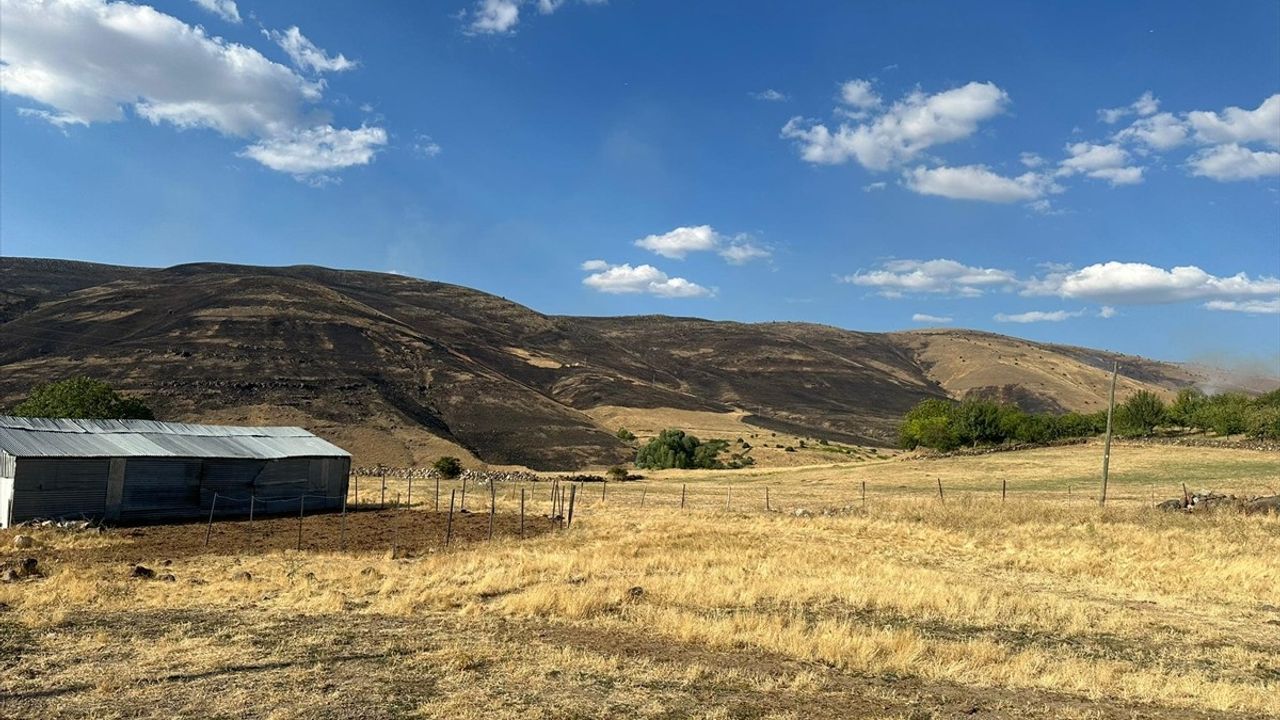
[1,0,1278,367]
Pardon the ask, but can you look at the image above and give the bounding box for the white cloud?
[838,79,881,110]
[1112,112,1189,151]
[911,313,953,324]
[863,181,887,192]
[751,89,788,102]
[633,225,770,264]
[1098,306,1117,319]
[16,107,86,128]
[581,262,712,298]
[268,26,357,74]
[239,125,387,176]
[0,0,383,179]
[904,165,1054,202]
[634,225,721,258]
[190,0,240,23]
[1204,299,1280,315]
[719,241,771,265]
[1187,143,1280,181]
[1019,152,1046,168]
[470,0,521,33]
[1186,94,1280,147]
[843,259,1017,297]
[467,0,604,34]
[413,134,442,157]
[994,309,1085,323]
[1058,142,1144,185]
[1098,91,1159,124]
[781,81,1009,170]
[1025,261,1280,304]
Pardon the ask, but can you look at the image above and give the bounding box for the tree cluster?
[10,377,154,420]
[634,429,749,470]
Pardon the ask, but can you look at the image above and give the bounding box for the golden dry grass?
[1,443,1277,719]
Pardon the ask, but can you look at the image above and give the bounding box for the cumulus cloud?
[751,89,788,102]
[581,261,712,298]
[190,0,240,23]
[633,225,771,264]
[838,79,881,111]
[1187,144,1280,181]
[911,313,953,324]
[843,259,1017,298]
[467,0,604,34]
[1024,261,1280,305]
[268,26,357,74]
[1204,299,1280,315]
[1187,94,1280,147]
[1098,91,1159,124]
[0,0,384,180]
[904,165,1055,202]
[1112,112,1189,152]
[781,81,1009,170]
[413,134,442,158]
[1098,306,1117,318]
[239,125,387,177]
[994,309,1085,323]
[1058,142,1144,185]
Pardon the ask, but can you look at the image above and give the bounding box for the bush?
[1245,405,1280,440]
[1115,390,1166,437]
[1198,393,1250,435]
[615,427,636,441]
[635,429,729,470]
[433,456,463,479]
[10,377,154,420]
[606,466,628,481]
[1168,388,1207,427]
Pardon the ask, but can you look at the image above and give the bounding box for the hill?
[0,257,1229,469]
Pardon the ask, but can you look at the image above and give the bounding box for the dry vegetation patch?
[0,444,1277,718]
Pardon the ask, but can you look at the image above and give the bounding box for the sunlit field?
[2,442,1277,719]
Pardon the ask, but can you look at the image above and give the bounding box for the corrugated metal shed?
[0,416,349,460]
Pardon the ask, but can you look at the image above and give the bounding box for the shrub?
[606,466,628,482]
[616,427,636,441]
[433,456,463,479]
[11,377,154,420]
[635,429,729,470]
[1168,388,1207,427]
[1116,390,1166,437]
[1245,405,1280,440]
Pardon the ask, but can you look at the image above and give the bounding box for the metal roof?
[0,416,350,460]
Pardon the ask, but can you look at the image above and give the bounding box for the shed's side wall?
[12,458,110,523]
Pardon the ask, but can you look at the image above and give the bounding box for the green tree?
[615,427,636,441]
[1245,405,1280,440]
[955,399,1004,446]
[635,429,728,470]
[898,399,957,449]
[1116,390,1166,437]
[1168,388,1207,427]
[1200,393,1250,435]
[433,456,463,479]
[10,377,154,420]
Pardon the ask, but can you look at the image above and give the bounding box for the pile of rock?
[1156,492,1280,515]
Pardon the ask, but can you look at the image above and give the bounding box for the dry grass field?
[2,442,1278,719]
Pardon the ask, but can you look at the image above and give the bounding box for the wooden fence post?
[567,484,577,529]
[520,488,526,539]
[488,481,496,541]
[446,489,456,547]
[1002,478,1007,502]
[641,489,646,507]
[602,481,607,502]
[681,484,687,510]
[765,487,770,512]
[861,480,866,509]
[204,492,219,547]
[936,478,944,504]
[339,492,348,551]
[296,495,305,551]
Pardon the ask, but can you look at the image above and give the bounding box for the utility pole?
[1100,361,1118,506]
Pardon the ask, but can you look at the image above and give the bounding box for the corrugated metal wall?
[12,458,110,522]
[1,477,13,529]
[7,455,350,525]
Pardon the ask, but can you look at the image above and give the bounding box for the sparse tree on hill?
[616,427,636,441]
[11,377,154,420]
[433,456,463,479]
